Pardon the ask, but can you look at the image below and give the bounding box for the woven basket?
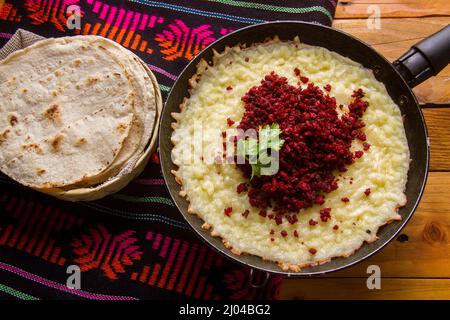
[34,60,163,201]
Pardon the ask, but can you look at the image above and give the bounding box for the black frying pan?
[159,22,450,276]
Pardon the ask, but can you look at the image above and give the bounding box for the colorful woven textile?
[0,0,337,300]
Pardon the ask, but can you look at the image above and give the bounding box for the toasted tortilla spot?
[44,104,61,122]
[73,59,82,67]
[116,123,128,133]
[0,128,11,143]
[86,76,98,85]
[8,115,18,126]
[36,168,46,176]
[21,143,44,154]
[51,134,64,151]
[75,138,86,146]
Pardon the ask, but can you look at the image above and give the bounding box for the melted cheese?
[171,38,409,270]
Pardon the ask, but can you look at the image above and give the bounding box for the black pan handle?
[393,25,450,88]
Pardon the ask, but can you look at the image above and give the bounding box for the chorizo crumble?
[235,70,370,223]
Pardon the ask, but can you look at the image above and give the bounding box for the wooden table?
[280,0,450,300]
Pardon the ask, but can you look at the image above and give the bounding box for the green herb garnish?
[237,123,284,179]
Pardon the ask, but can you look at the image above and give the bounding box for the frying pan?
[159,22,450,277]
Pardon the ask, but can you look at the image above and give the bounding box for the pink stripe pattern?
[0,261,137,300]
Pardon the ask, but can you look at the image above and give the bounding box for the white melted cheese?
[171,39,410,270]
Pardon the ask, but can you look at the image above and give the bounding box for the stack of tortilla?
[0,36,161,200]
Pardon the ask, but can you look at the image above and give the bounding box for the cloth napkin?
[0,0,337,300]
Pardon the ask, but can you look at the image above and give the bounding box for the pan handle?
[393,25,450,88]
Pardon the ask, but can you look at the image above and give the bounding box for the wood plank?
[280,278,450,300]
[333,17,450,104]
[336,0,450,19]
[282,172,450,279]
[424,108,450,171]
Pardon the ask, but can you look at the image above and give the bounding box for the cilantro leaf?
[236,123,284,179]
[250,163,260,180]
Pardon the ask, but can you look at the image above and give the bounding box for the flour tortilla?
[2,108,133,188]
[64,37,157,187]
[0,36,154,188]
